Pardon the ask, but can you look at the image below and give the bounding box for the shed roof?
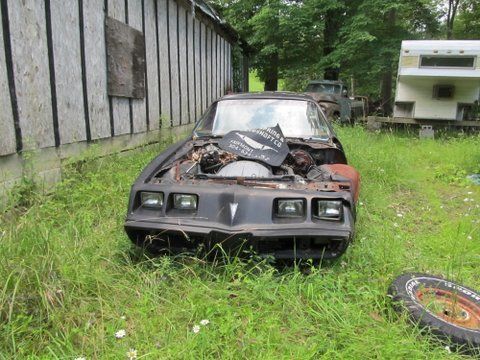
[189,0,248,50]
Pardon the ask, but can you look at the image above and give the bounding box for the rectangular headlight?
[315,200,343,220]
[173,194,198,210]
[140,192,164,208]
[276,199,305,218]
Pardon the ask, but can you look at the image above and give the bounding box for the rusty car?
[305,80,366,123]
[124,92,360,260]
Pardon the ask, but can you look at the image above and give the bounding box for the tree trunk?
[380,9,396,116]
[264,53,279,91]
[446,0,461,39]
[323,9,341,80]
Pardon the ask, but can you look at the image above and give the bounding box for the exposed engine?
[154,140,349,187]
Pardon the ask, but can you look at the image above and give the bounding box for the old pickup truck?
[304,80,365,124]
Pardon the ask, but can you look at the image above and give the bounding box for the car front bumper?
[125,214,353,260]
[125,182,355,259]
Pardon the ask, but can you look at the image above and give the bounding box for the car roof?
[220,91,315,101]
[307,80,344,85]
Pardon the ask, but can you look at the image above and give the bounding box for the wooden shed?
[0,0,246,201]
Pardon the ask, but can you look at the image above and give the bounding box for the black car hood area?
[125,133,360,259]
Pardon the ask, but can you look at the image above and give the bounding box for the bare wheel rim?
[416,288,480,331]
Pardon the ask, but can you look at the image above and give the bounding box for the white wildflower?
[120,315,127,320]
[464,198,469,202]
[440,205,444,209]
[192,325,201,333]
[200,319,210,326]
[393,222,399,228]
[115,329,126,339]
[74,357,86,360]
[467,235,472,240]
[396,213,403,218]
[444,346,451,354]
[126,348,138,360]
[359,202,364,206]
[467,191,473,195]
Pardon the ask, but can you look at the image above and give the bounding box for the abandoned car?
[125,92,360,260]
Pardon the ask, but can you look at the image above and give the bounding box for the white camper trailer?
[394,40,480,121]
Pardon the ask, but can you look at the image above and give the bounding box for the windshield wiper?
[286,136,328,142]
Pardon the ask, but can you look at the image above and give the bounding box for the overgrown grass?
[1,127,479,359]
[248,71,285,92]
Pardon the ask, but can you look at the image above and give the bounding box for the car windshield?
[305,83,341,94]
[194,99,330,140]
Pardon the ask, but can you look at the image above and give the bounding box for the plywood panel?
[107,0,130,135]
[157,0,169,127]
[187,13,195,123]
[145,0,159,130]
[224,39,228,92]
[201,22,207,112]
[219,36,223,97]
[51,0,86,145]
[168,0,180,126]
[212,32,217,101]
[194,19,201,119]
[105,17,145,99]
[206,26,211,107]
[0,2,16,155]
[83,0,110,140]
[217,34,221,99]
[227,42,231,91]
[8,0,54,150]
[128,0,147,133]
[213,33,220,99]
[178,6,188,125]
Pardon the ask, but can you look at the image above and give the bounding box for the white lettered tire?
[389,273,480,353]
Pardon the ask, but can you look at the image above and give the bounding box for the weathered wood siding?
[51,0,86,145]
[83,0,110,140]
[0,2,16,156]
[0,0,234,157]
[8,0,54,150]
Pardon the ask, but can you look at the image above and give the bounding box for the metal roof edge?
[187,0,250,52]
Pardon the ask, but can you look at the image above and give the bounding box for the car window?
[194,99,330,140]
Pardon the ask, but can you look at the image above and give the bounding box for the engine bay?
[151,140,354,192]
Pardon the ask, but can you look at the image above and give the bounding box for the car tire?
[331,113,341,124]
[388,273,480,352]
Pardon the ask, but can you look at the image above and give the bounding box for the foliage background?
[213,0,479,111]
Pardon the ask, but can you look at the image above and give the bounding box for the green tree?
[215,0,444,112]
[453,0,480,39]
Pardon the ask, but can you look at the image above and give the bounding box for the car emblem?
[230,202,239,222]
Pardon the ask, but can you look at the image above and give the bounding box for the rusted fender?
[323,164,360,203]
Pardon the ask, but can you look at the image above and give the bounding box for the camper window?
[433,85,454,99]
[420,56,475,68]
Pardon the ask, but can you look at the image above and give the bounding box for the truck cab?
[305,80,364,124]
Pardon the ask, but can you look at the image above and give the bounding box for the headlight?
[315,200,343,220]
[276,199,305,218]
[140,192,164,208]
[173,194,198,210]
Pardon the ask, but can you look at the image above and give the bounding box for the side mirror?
[342,89,348,97]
